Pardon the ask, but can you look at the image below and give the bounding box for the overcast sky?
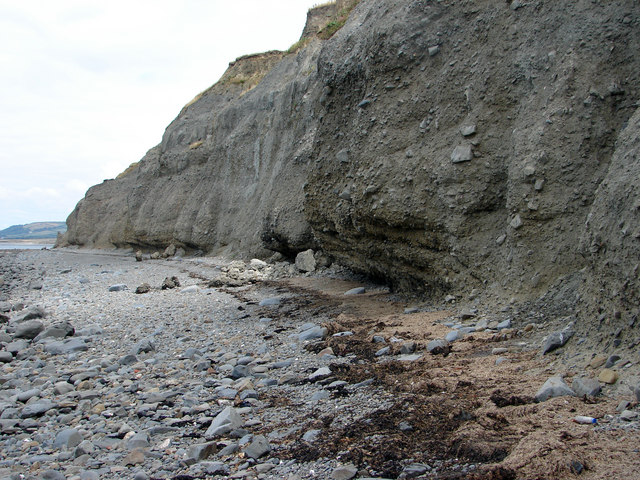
[0,0,321,230]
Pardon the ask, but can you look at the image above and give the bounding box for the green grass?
[318,0,360,39]
[287,37,311,54]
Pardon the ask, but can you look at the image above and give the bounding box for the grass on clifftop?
[318,0,361,39]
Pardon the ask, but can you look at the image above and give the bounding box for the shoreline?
[0,238,56,244]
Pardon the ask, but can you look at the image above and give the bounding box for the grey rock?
[375,346,391,356]
[403,463,429,478]
[244,434,271,459]
[0,351,13,363]
[295,249,316,272]
[445,330,460,342]
[17,388,41,403]
[605,354,621,368]
[571,377,601,397]
[309,367,331,381]
[131,339,155,354]
[400,341,416,354]
[231,365,249,379]
[259,297,281,307]
[127,432,150,449]
[54,428,83,449]
[34,321,75,340]
[332,464,358,480]
[535,376,575,402]
[460,124,476,136]
[541,325,574,354]
[336,149,350,163]
[188,442,218,461]
[20,399,55,418]
[14,306,47,322]
[108,284,128,292]
[44,338,88,355]
[119,354,138,365]
[53,381,74,395]
[427,339,449,354]
[205,406,243,438]
[13,319,44,339]
[161,276,180,289]
[202,461,230,475]
[344,287,366,295]
[311,390,330,403]
[497,319,512,330]
[428,45,440,56]
[451,145,473,163]
[302,429,321,442]
[299,326,327,341]
[41,470,66,480]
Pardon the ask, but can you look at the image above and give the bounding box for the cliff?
[61,0,640,344]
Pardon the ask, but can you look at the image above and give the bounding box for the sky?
[0,0,322,230]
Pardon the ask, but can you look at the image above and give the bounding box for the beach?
[0,248,638,479]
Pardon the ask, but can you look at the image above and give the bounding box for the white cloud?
[0,0,320,229]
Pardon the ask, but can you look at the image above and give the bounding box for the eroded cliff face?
[62,0,639,324]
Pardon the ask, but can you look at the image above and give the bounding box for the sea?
[0,242,55,250]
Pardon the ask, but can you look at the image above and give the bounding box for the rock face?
[61,1,640,314]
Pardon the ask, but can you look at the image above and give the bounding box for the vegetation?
[318,0,361,39]
[287,37,311,55]
[0,222,66,240]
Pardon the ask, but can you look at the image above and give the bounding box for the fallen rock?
[535,376,575,402]
[344,287,365,295]
[541,323,574,354]
[13,319,44,339]
[205,406,243,438]
[598,369,619,384]
[295,249,316,272]
[161,276,180,289]
[571,377,601,397]
[332,464,358,480]
[244,435,271,459]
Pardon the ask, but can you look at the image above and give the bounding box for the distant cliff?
[1,222,66,240]
[61,0,640,341]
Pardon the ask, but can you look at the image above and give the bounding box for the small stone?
[163,244,176,257]
[590,355,607,369]
[108,284,127,292]
[357,99,371,108]
[605,355,621,368]
[259,297,281,307]
[597,369,619,384]
[510,215,523,229]
[0,351,12,363]
[428,45,440,56]
[309,367,331,381]
[620,410,638,421]
[535,376,575,402]
[295,249,316,273]
[571,377,601,397]
[375,346,391,356]
[427,339,450,355]
[299,326,327,341]
[497,319,512,330]
[181,285,200,293]
[460,125,476,136]
[445,330,460,342]
[541,327,574,355]
[400,341,416,354]
[336,149,349,163]
[403,463,429,478]
[302,429,321,442]
[123,449,145,466]
[54,428,83,449]
[332,464,358,480]
[161,276,180,289]
[451,145,473,163]
[344,287,366,295]
[135,283,151,294]
[202,462,229,475]
[135,250,143,261]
